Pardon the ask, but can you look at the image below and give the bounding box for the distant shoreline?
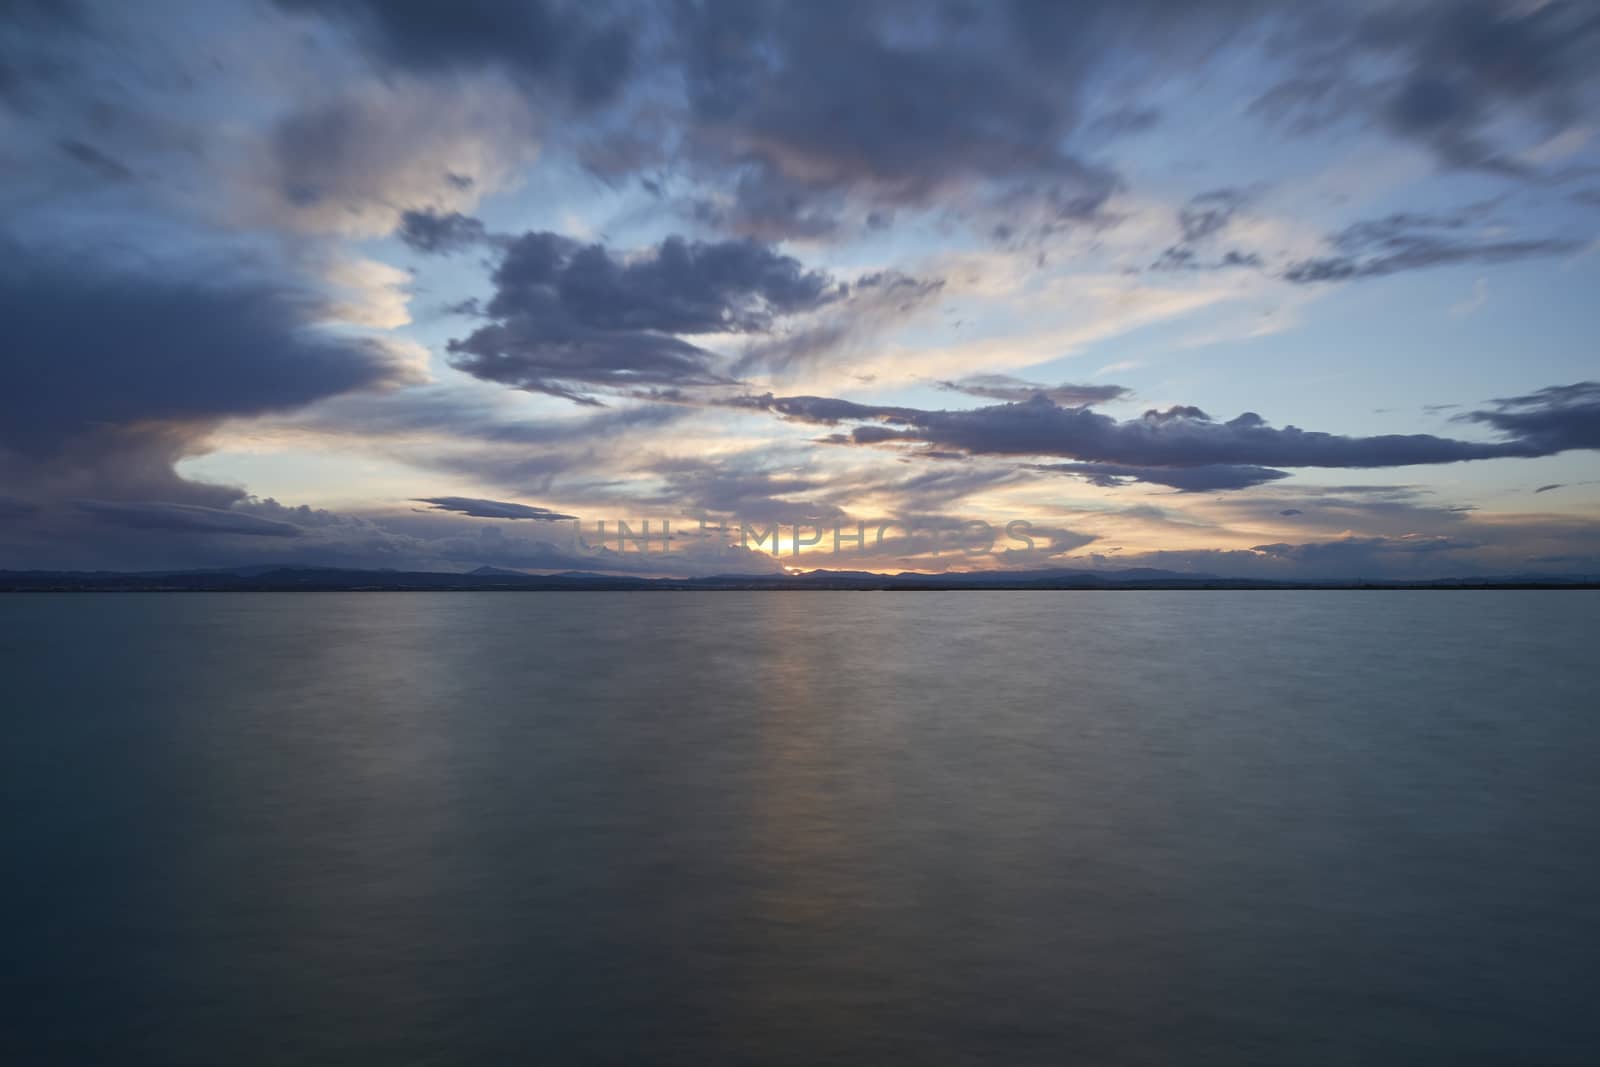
[2,568,1594,593]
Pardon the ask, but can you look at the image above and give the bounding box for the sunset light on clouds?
[3,0,1597,579]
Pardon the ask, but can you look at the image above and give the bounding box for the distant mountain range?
[0,566,1593,592]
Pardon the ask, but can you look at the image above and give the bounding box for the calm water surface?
[3,592,1597,1065]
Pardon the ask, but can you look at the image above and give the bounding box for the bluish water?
[3,591,1597,1065]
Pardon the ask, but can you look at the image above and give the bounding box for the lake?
[3,591,1597,1065]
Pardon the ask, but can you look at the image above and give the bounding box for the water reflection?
[3,591,1597,1065]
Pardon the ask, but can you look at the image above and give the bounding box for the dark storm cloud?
[397,209,491,254]
[272,0,635,106]
[937,375,1131,407]
[1283,211,1582,283]
[446,230,837,403]
[266,0,1600,245]
[74,500,304,537]
[0,237,418,539]
[414,497,576,521]
[1040,462,1291,492]
[0,248,411,459]
[265,0,1290,240]
[741,383,1600,487]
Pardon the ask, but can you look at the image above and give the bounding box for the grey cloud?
[1252,534,1475,564]
[1179,188,1249,243]
[643,456,845,525]
[5,492,786,576]
[286,391,697,502]
[489,231,832,334]
[261,81,534,237]
[1362,1,1600,174]
[743,384,1600,487]
[397,209,491,254]
[1092,533,1598,580]
[1534,483,1564,493]
[1455,381,1600,453]
[441,525,786,577]
[850,465,1024,512]
[415,496,576,521]
[684,162,845,240]
[1210,484,1487,536]
[57,138,131,180]
[937,375,1131,407]
[448,230,837,403]
[1041,462,1292,492]
[272,0,635,106]
[294,388,690,447]
[1284,210,1581,283]
[0,0,84,102]
[1145,188,1267,272]
[74,500,304,537]
[656,0,1183,238]
[679,3,1110,191]
[1150,248,1263,273]
[1095,535,1479,579]
[1248,73,1371,135]
[734,271,942,379]
[1255,1,1600,177]
[728,392,912,425]
[1086,105,1161,138]
[772,458,1028,516]
[448,318,729,406]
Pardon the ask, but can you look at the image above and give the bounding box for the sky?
[1,0,1597,579]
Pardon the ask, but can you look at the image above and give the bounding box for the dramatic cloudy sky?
[3,0,1598,578]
